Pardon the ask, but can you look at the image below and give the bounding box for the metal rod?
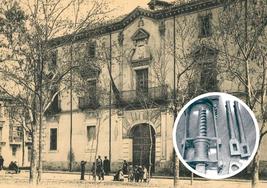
[212,103,220,168]
[173,15,179,187]
[234,101,246,143]
[69,46,73,171]
[233,101,250,158]
[225,101,241,156]
[109,32,112,170]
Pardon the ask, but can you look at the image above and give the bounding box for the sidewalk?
[0,170,267,188]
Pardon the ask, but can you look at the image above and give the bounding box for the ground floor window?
[50,128,57,151]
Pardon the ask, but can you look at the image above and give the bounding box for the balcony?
[9,136,22,145]
[78,95,100,110]
[118,85,168,107]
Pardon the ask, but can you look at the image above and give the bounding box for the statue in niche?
[138,17,144,27]
[118,31,124,46]
[130,28,152,65]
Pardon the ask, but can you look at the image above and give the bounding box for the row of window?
[49,13,212,66]
[49,126,96,151]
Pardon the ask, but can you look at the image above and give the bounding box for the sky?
[107,0,151,15]
[107,0,174,16]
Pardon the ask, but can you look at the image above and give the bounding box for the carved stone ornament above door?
[130,28,152,67]
[131,28,150,42]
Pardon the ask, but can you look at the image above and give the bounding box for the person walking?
[103,156,110,175]
[96,156,104,180]
[91,162,96,180]
[0,155,4,170]
[80,160,87,180]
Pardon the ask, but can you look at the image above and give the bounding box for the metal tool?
[234,101,251,158]
[229,161,242,174]
[193,107,210,173]
[225,101,241,156]
[182,99,221,174]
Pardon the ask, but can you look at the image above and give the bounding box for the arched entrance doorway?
[131,123,155,172]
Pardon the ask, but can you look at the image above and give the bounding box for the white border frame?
[172,92,260,179]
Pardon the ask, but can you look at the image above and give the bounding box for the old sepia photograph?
[0,0,267,188]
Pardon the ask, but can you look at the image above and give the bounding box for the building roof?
[147,0,174,10]
[48,0,222,48]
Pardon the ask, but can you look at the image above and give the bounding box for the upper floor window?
[45,84,61,115]
[87,79,97,98]
[0,103,3,118]
[28,146,32,162]
[87,42,96,58]
[0,126,3,142]
[86,125,96,142]
[189,46,218,95]
[48,50,57,70]
[12,146,17,156]
[51,93,60,112]
[50,128,57,151]
[199,14,212,37]
[51,50,57,67]
[136,68,148,96]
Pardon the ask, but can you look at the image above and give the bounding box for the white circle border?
[172,92,260,179]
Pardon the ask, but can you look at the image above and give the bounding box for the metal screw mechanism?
[193,107,210,173]
[199,109,208,137]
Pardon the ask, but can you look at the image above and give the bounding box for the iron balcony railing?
[9,135,22,144]
[78,95,100,110]
[119,85,168,105]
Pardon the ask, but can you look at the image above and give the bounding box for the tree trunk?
[29,115,43,185]
[22,126,25,167]
[148,121,153,182]
[29,129,38,185]
[191,172,194,185]
[251,149,260,188]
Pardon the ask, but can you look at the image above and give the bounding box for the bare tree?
[0,0,110,184]
[213,1,267,187]
[169,14,210,187]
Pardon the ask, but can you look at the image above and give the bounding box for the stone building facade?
[43,0,267,174]
[0,96,32,168]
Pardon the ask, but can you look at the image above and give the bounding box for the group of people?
[0,155,20,173]
[90,156,110,181]
[80,156,110,181]
[128,165,148,182]
[113,160,149,182]
[81,157,149,182]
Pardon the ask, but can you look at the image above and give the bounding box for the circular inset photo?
[173,92,259,179]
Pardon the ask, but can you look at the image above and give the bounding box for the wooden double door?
[132,123,155,172]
